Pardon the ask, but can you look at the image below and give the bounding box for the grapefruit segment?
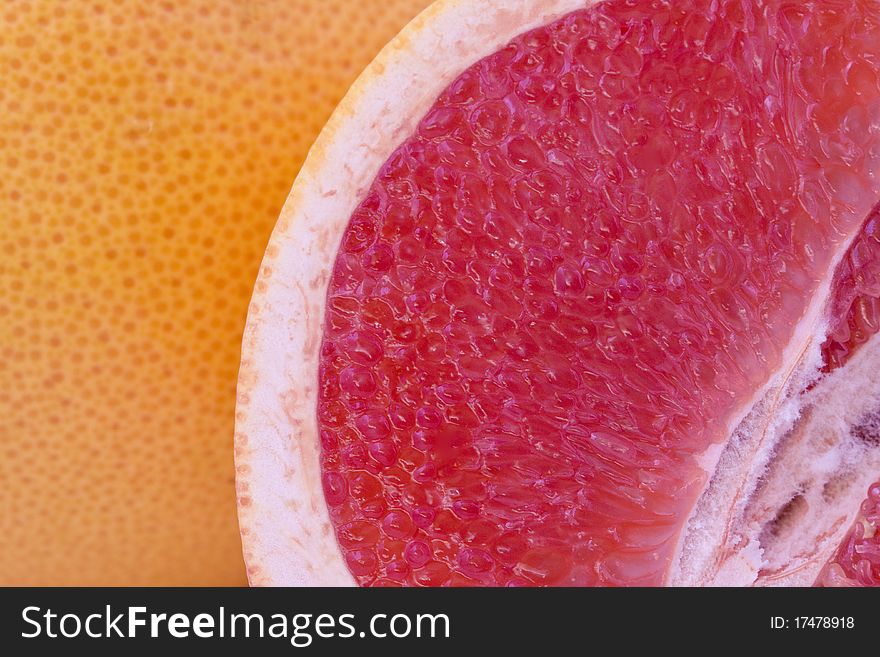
[819,481,880,586]
[235,0,880,586]
[823,206,880,370]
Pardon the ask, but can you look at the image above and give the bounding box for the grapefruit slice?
[0,0,430,585]
[235,0,880,586]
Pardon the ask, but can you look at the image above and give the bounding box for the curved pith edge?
[234,0,592,587]
[234,0,880,586]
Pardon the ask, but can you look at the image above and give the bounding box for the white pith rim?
[233,0,880,586]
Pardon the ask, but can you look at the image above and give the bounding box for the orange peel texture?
[0,0,431,586]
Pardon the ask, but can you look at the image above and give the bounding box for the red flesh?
[822,482,880,586]
[823,205,880,370]
[317,0,880,586]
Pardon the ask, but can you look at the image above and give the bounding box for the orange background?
[0,0,431,585]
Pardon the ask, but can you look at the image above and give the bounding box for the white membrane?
[672,330,880,586]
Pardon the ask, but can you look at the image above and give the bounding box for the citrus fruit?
[0,0,431,585]
[235,0,880,586]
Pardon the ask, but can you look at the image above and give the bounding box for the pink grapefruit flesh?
[236,0,880,586]
[317,0,880,586]
[819,481,880,586]
[823,206,880,371]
